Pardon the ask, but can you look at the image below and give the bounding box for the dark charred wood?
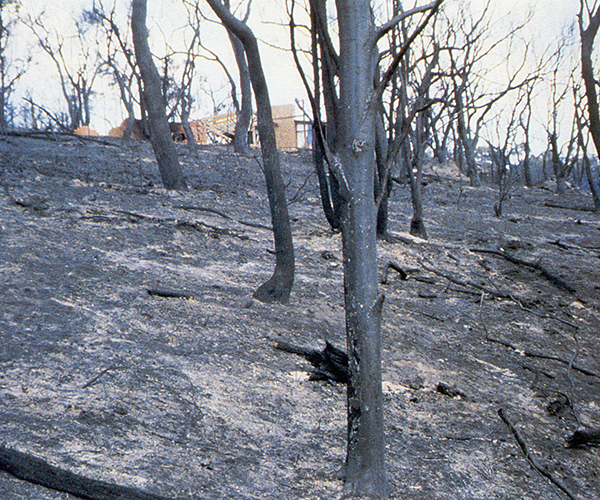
[498,409,578,500]
[272,339,349,384]
[380,261,408,284]
[0,445,176,500]
[565,429,600,448]
[436,382,466,398]
[470,248,576,294]
[147,289,194,299]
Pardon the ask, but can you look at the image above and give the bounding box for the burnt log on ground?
[147,288,195,299]
[272,339,349,384]
[565,429,600,448]
[0,445,176,500]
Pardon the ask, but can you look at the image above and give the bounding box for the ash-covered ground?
[1,135,599,499]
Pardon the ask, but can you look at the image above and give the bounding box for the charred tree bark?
[181,97,197,156]
[375,109,392,239]
[455,89,480,187]
[206,0,294,304]
[131,0,187,191]
[0,445,174,500]
[549,132,567,195]
[225,0,253,155]
[580,4,600,164]
[273,339,349,383]
[336,2,389,497]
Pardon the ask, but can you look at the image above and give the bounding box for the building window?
[296,121,312,149]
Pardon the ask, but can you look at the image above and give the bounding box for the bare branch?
[375,1,440,41]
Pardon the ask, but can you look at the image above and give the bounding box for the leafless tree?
[131,0,187,190]
[518,79,536,187]
[183,0,253,154]
[579,1,600,204]
[85,0,143,142]
[440,1,532,186]
[573,79,600,209]
[206,0,295,304]
[377,3,442,239]
[545,44,578,195]
[289,0,343,231]
[22,8,99,131]
[0,0,29,129]
[223,0,253,155]
[292,0,442,496]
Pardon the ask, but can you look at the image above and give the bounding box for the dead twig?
[508,294,579,330]
[498,409,579,500]
[470,248,576,294]
[566,331,582,426]
[82,364,116,389]
[479,293,600,380]
[420,260,508,298]
[147,288,195,300]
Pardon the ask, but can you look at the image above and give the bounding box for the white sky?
[9,0,581,145]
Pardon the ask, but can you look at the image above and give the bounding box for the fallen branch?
[565,429,600,448]
[508,294,579,330]
[380,261,409,284]
[544,200,597,213]
[272,339,349,384]
[82,364,116,389]
[172,205,232,220]
[470,248,576,294]
[420,260,508,298]
[483,332,599,379]
[498,409,578,500]
[147,288,195,299]
[0,445,176,500]
[478,294,598,379]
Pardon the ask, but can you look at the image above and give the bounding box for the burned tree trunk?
[227,24,253,155]
[131,0,187,191]
[580,4,600,163]
[336,2,389,496]
[206,0,294,304]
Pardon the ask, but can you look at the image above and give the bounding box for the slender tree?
[205,0,295,304]
[22,9,99,131]
[131,0,187,190]
[0,0,28,129]
[85,1,143,142]
[224,0,253,155]
[298,1,443,496]
[580,1,600,160]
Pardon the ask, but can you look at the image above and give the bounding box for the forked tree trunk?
[131,0,187,191]
[206,0,294,304]
[337,1,389,497]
